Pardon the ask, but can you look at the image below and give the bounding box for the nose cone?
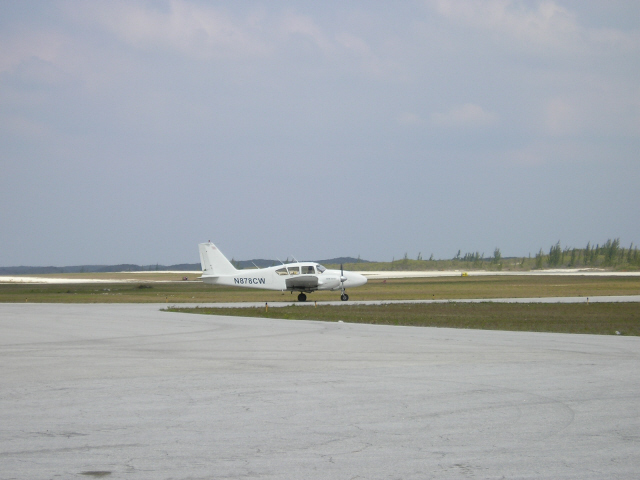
[347,272,368,287]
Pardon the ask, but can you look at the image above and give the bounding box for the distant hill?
[317,257,369,266]
[234,257,367,269]
[0,257,370,275]
[0,264,201,275]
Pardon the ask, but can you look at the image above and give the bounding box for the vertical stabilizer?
[199,242,238,276]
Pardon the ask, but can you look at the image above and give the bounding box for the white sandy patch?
[0,277,138,284]
[0,271,203,284]
[119,271,201,274]
[2,269,638,284]
[360,269,640,279]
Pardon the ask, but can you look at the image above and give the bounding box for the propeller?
[340,263,347,287]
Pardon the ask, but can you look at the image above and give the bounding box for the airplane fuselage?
[198,242,367,301]
[201,262,364,293]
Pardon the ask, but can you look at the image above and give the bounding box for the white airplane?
[199,242,367,301]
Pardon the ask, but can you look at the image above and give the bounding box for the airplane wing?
[285,275,319,289]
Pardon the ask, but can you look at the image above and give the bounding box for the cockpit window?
[275,267,288,276]
[316,264,326,273]
[301,265,315,274]
[288,266,300,275]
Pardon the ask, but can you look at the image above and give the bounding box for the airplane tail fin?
[199,242,238,276]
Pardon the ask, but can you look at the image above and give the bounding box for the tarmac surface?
[1,303,639,479]
[179,295,640,309]
[3,268,640,284]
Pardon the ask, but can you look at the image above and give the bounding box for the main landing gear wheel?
[298,293,307,302]
[340,293,349,301]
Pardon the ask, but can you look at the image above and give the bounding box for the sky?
[1,0,639,266]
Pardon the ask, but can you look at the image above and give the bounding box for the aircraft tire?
[341,293,349,301]
[298,293,307,302]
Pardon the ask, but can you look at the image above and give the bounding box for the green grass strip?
[168,302,640,336]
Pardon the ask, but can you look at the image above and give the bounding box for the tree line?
[531,239,639,269]
[359,238,640,272]
[453,238,639,270]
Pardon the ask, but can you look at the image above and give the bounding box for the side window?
[288,266,300,275]
[275,267,288,276]
[301,265,315,274]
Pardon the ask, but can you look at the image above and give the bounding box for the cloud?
[0,29,66,74]
[426,0,579,52]
[66,2,391,77]
[334,32,380,74]
[279,11,332,53]
[425,0,640,57]
[430,103,497,127]
[70,0,270,59]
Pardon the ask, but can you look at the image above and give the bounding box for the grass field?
[168,302,640,336]
[1,275,638,303]
[3,275,638,335]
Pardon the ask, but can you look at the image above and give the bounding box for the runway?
[1,303,639,479]
[179,295,640,308]
[3,268,640,284]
